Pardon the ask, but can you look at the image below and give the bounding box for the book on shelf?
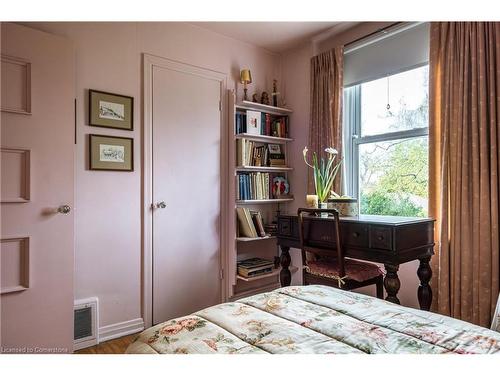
[236,207,267,238]
[237,257,275,278]
[237,172,272,200]
[250,210,266,237]
[235,110,289,138]
[235,112,247,134]
[236,140,285,168]
[236,207,258,238]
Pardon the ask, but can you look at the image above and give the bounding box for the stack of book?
[237,257,275,278]
[267,144,285,167]
[236,207,267,238]
[237,172,270,200]
[264,223,278,236]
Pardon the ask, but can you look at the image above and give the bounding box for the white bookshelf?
[227,89,294,300]
[236,236,276,242]
[236,266,298,282]
[235,133,294,144]
[236,198,294,205]
[236,100,292,115]
[236,166,293,172]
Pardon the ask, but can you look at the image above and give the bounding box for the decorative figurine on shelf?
[260,91,270,105]
[252,93,259,103]
[240,69,252,101]
[272,79,280,107]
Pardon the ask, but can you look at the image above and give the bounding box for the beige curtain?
[309,47,344,195]
[429,22,500,327]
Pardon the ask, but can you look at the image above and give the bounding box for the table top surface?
[279,214,435,226]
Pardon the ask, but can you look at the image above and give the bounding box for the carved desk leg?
[279,245,291,287]
[384,264,401,305]
[417,256,433,311]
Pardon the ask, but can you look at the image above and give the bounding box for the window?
[344,65,429,217]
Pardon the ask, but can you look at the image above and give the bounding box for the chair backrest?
[297,208,345,277]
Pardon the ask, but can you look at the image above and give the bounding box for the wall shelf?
[229,282,281,301]
[236,236,276,242]
[235,133,294,144]
[236,266,298,282]
[236,198,294,205]
[236,166,293,172]
[236,101,292,115]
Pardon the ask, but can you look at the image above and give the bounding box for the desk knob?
[352,232,360,238]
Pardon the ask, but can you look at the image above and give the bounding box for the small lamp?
[240,69,252,101]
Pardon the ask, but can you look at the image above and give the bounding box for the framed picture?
[272,176,290,198]
[246,110,261,135]
[89,89,134,130]
[89,134,133,171]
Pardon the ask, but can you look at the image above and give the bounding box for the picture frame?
[246,110,261,135]
[89,134,134,171]
[89,89,134,130]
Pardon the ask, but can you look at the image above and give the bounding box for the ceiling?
[192,22,356,53]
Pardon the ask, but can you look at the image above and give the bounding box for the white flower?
[325,147,338,155]
[303,146,308,158]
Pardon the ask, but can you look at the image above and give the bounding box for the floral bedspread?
[126,285,500,354]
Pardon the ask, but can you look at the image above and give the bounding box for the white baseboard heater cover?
[74,297,99,351]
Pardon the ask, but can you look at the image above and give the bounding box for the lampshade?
[240,69,252,84]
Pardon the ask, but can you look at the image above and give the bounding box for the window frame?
[343,64,430,209]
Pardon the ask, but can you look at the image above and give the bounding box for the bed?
[126,285,500,354]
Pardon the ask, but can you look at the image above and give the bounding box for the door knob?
[155,201,167,209]
[57,205,71,214]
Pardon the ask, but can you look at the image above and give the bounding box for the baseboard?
[98,318,144,343]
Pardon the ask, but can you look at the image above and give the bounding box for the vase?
[319,202,328,217]
[327,198,358,217]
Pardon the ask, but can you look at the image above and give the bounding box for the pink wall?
[23,22,281,332]
[282,23,421,308]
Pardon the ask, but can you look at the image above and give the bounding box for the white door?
[1,23,75,351]
[152,62,223,324]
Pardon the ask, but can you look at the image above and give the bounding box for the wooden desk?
[277,214,435,310]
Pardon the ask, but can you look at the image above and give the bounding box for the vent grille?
[73,297,98,350]
[74,306,92,340]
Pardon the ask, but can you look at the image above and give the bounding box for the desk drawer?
[278,217,292,236]
[369,225,393,250]
[341,224,368,248]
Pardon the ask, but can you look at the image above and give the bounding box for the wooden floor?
[75,333,138,354]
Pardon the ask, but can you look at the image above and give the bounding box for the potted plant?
[303,147,342,216]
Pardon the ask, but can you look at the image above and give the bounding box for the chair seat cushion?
[305,258,384,283]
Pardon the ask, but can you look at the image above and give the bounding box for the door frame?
[142,54,228,329]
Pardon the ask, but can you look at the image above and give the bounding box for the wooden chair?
[298,208,384,299]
